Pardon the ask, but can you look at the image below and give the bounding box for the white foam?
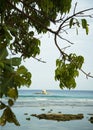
[35,98,48,101]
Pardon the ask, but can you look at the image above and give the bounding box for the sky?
[22,0,93,90]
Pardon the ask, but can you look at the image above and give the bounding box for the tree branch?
[80,69,93,79]
[31,56,46,63]
[56,8,93,35]
[58,34,74,44]
[7,0,55,34]
[7,0,93,79]
[20,0,56,24]
[73,2,77,14]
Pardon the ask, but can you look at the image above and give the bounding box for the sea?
[0,90,93,130]
[17,89,93,107]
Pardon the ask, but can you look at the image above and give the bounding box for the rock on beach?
[31,113,84,121]
[89,116,93,123]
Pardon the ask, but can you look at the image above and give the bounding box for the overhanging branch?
[6,0,93,79]
[7,0,55,34]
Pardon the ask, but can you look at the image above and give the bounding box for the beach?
[0,90,93,130]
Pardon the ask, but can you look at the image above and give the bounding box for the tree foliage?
[0,0,93,126]
[55,54,84,89]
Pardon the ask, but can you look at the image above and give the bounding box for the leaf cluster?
[0,0,73,99]
[69,18,89,34]
[55,54,84,89]
[0,101,20,126]
[0,44,31,99]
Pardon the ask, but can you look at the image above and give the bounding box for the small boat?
[42,89,47,95]
[35,89,47,95]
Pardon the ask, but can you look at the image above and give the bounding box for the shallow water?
[0,90,93,130]
[1,106,93,130]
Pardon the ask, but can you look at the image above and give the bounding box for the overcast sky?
[22,0,93,90]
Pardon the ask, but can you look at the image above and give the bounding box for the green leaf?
[16,66,28,74]
[69,18,74,28]
[7,88,18,100]
[4,57,21,67]
[0,62,4,68]
[0,117,6,126]
[14,66,32,87]
[82,19,87,28]
[86,25,89,35]
[0,101,6,110]
[81,19,89,34]
[0,45,8,60]
[0,107,20,126]
[4,64,14,72]
[10,57,21,66]
[8,99,14,106]
[55,54,84,89]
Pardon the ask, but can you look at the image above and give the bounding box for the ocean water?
[0,90,93,130]
[16,90,93,107]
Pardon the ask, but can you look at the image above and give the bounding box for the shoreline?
[1,105,93,130]
[1,90,93,130]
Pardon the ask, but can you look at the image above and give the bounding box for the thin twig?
[32,56,46,63]
[58,34,74,44]
[73,2,77,14]
[56,8,93,34]
[62,45,71,50]
[54,34,68,58]
[80,69,93,79]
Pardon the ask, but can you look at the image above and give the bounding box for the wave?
[19,94,93,98]
[35,98,48,101]
[2,90,93,107]
[13,97,93,108]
